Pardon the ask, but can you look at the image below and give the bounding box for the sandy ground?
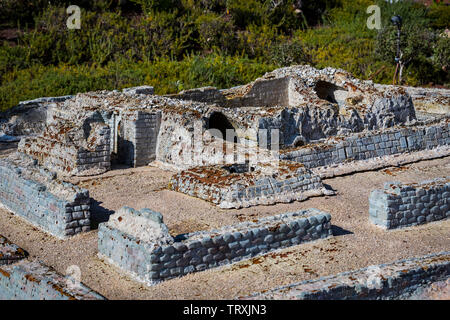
[0,156,449,299]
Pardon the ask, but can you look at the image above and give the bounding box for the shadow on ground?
[331,225,353,236]
[90,199,114,229]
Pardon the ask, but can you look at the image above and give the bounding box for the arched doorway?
[207,112,239,143]
[314,81,347,104]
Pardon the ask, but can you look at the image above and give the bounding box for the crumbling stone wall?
[221,66,416,144]
[0,235,27,265]
[18,107,111,176]
[281,120,450,169]
[226,77,291,108]
[244,251,450,300]
[375,84,450,115]
[0,154,91,238]
[0,259,105,300]
[169,161,332,208]
[369,178,450,229]
[169,86,226,104]
[0,95,73,137]
[98,207,332,286]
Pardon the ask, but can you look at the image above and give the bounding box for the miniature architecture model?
[0,65,448,298]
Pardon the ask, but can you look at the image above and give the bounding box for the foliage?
[373,0,448,84]
[0,0,448,110]
[432,35,450,72]
[0,53,275,111]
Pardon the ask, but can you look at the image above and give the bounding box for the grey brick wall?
[19,124,111,176]
[281,121,450,169]
[369,178,450,229]
[0,158,91,238]
[98,208,333,286]
[244,251,450,300]
[0,259,105,300]
[120,111,161,167]
[169,162,331,209]
[75,124,111,174]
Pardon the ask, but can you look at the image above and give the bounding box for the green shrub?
[269,40,311,67]
[0,0,448,111]
[432,35,450,72]
[374,0,442,85]
[0,53,275,110]
[236,24,280,58]
[427,2,450,30]
[195,13,235,53]
[129,0,181,13]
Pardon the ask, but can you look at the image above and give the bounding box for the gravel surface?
[0,157,448,300]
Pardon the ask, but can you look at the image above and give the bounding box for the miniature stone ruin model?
[0,65,448,299]
[6,65,426,208]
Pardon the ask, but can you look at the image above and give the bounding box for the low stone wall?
[243,251,450,300]
[0,154,91,238]
[168,87,226,104]
[170,161,333,209]
[0,259,105,300]
[226,77,291,108]
[0,235,27,265]
[18,122,111,176]
[98,207,333,286]
[280,120,449,169]
[369,178,450,229]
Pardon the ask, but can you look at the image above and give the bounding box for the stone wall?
[243,251,450,300]
[18,111,111,176]
[98,207,333,286]
[169,87,226,104]
[226,77,291,108]
[369,178,450,229]
[120,111,161,167]
[0,154,91,238]
[122,85,154,95]
[0,235,27,265]
[374,84,450,115]
[0,259,105,300]
[0,95,73,137]
[280,120,449,169]
[169,161,333,208]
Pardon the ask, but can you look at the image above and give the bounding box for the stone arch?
[207,112,239,143]
[314,81,347,104]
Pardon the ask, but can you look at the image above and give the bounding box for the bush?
[0,0,49,28]
[236,24,280,58]
[427,2,450,30]
[269,40,311,67]
[432,35,450,72]
[374,0,443,85]
[0,53,275,110]
[0,0,448,111]
[195,13,235,53]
